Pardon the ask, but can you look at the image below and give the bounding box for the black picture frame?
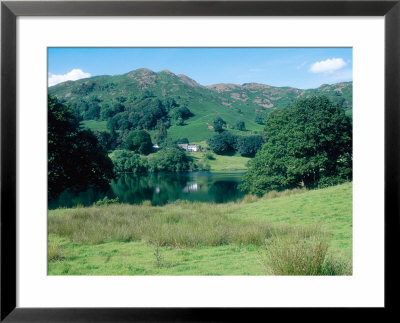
[1,0,399,321]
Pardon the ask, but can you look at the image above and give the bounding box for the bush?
[111,150,148,174]
[321,254,352,275]
[204,152,215,160]
[48,239,65,262]
[264,235,329,275]
[93,196,119,207]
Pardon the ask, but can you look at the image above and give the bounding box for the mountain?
[48,68,352,142]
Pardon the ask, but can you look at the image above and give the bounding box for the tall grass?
[48,201,321,248]
[261,233,352,275]
[48,183,352,275]
[240,187,307,204]
[47,239,65,262]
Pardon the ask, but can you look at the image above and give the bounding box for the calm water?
[49,172,246,209]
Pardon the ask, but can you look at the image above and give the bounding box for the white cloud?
[48,69,91,86]
[309,58,347,74]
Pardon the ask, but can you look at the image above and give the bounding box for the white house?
[177,143,198,152]
[187,144,197,152]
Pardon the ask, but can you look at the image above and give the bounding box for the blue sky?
[48,48,352,89]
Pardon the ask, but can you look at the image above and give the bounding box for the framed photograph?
[1,0,399,321]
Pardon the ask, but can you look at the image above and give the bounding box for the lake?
[48,172,247,209]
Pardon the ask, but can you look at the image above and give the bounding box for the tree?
[235,120,246,131]
[110,150,148,174]
[241,96,352,195]
[149,147,193,172]
[93,130,113,151]
[235,135,264,157]
[207,132,237,155]
[48,95,114,200]
[213,116,226,133]
[255,111,267,125]
[170,106,193,121]
[124,130,153,155]
[155,121,168,143]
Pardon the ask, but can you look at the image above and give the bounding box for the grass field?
[188,152,250,172]
[48,182,352,275]
[80,120,109,132]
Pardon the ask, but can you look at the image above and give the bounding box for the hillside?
[48,68,352,142]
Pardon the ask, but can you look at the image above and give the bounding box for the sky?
[48,48,352,89]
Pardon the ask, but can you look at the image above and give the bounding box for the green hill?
[48,68,352,142]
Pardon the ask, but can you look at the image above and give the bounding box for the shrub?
[204,152,215,160]
[48,239,65,262]
[111,150,148,174]
[94,196,119,207]
[264,235,330,275]
[321,254,352,275]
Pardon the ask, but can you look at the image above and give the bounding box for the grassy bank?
[188,152,250,172]
[80,120,108,132]
[48,182,352,275]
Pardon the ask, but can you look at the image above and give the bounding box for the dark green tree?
[207,132,237,155]
[175,117,184,126]
[241,96,352,195]
[235,120,246,131]
[48,95,114,200]
[93,130,113,151]
[255,111,267,125]
[155,122,168,143]
[235,135,264,157]
[124,130,153,155]
[149,147,193,172]
[110,150,148,174]
[170,106,193,121]
[213,116,226,133]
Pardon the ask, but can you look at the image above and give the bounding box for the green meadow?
[48,182,352,275]
[188,152,250,172]
[80,120,109,132]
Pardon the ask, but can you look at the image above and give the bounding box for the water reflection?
[182,183,198,193]
[49,172,246,209]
